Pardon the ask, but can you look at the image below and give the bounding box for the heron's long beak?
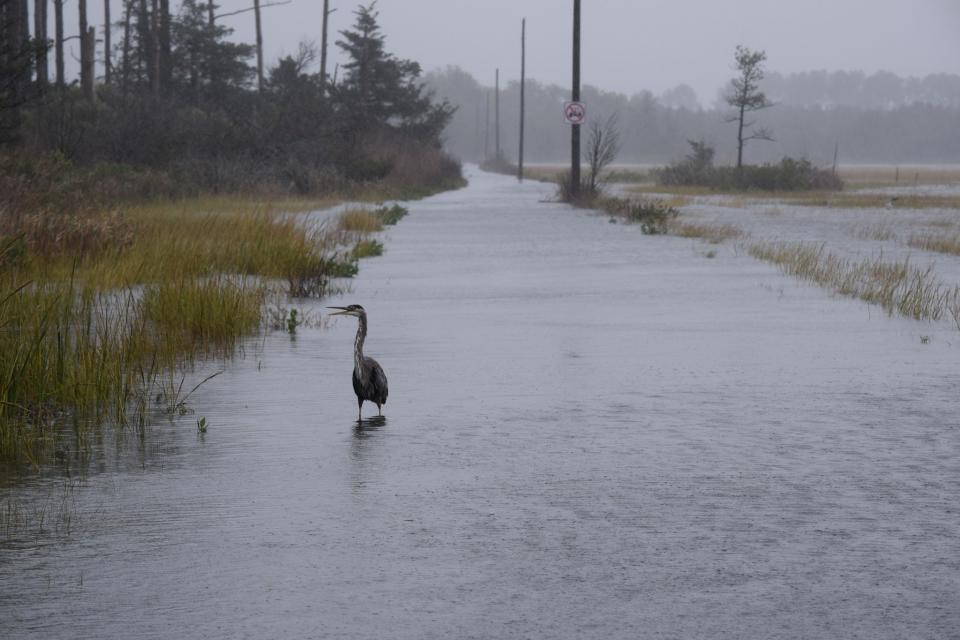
[326,306,349,316]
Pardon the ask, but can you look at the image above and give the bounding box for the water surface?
[2,168,959,638]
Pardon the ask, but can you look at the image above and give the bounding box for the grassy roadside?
[0,181,429,472]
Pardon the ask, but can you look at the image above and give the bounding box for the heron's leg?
[357,398,363,421]
[377,403,382,416]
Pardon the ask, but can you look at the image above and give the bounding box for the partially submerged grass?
[850,223,897,242]
[908,232,960,257]
[749,241,960,324]
[374,204,408,226]
[670,222,744,244]
[351,239,384,259]
[629,183,960,210]
[338,208,385,234]
[0,193,408,470]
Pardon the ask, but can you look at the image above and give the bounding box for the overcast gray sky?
[74,0,960,103]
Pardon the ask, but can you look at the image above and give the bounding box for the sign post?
[570,0,581,198]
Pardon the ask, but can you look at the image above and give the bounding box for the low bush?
[656,140,843,191]
[598,197,679,234]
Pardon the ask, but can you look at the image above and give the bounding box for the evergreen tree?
[334,2,453,140]
[171,0,254,102]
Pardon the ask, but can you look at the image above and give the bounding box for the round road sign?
[563,101,586,125]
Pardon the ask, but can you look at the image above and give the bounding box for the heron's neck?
[353,314,367,371]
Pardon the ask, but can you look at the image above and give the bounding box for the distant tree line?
[761,69,960,110]
[0,1,459,196]
[426,66,960,165]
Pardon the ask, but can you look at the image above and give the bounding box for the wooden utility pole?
[570,0,581,198]
[494,68,500,160]
[518,18,526,182]
[254,0,263,91]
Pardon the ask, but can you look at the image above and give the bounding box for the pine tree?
[335,2,452,139]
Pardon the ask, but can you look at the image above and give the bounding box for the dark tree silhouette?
[725,45,773,169]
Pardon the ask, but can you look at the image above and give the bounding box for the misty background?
[51,0,960,164]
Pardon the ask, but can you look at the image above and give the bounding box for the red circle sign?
[564,101,586,125]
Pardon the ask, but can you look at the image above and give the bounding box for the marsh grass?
[908,233,960,256]
[748,241,960,323]
[375,204,408,225]
[337,208,385,234]
[0,196,388,469]
[670,222,744,244]
[629,183,960,210]
[851,223,897,241]
[351,239,384,259]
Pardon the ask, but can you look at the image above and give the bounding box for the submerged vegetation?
[0,3,456,474]
[0,197,399,469]
[749,241,960,326]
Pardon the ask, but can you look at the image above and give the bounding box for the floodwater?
[3,167,960,639]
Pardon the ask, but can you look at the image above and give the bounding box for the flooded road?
[3,167,960,638]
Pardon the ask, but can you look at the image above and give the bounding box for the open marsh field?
[2,168,960,639]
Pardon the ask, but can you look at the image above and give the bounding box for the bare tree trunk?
[35,0,49,90]
[736,102,745,169]
[121,0,131,94]
[82,25,96,99]
[136,0,147,85]
[253,0,263,92]
[103,0,111,84]
[148,0,159,97]
[158,0,169,90]
[2,0,25,144]
[207,0,214,27]
[54,0,64,89]
[319,0,329,95]
[19,0,29,48]
[78,0,90,94]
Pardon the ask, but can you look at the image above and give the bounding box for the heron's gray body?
[329,304,388,420]
[352,357,389,410]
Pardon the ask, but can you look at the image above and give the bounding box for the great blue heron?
[327,305,388,420]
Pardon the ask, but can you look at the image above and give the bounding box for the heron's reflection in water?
[349,416,387,491]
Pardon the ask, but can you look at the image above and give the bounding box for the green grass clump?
[337,208,384,234]
[671,222,743,243]
[351,239,384,260]
[375,204,408,225]
[141,278,265,354]
[598,197,679,234]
